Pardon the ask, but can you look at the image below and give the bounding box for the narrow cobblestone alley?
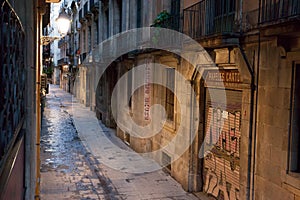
[40,85,199,200]
[40,87,118,199]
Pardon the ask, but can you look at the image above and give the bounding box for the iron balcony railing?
[260,0,300,23]
[183,0,237,39]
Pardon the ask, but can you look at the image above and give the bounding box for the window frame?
[165,67,175,122]
[283,52,300,192]
[289,61,300,172]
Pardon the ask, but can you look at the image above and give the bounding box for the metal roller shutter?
[203,88,242,200]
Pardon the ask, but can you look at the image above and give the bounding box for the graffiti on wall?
[204,106,241,200]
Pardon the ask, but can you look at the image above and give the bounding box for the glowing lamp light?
[56,9,71,35]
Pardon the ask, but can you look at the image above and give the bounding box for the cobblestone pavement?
[40,87,118,200]
[40,85,199,200]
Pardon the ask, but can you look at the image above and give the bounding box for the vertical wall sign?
[144,60,151,121]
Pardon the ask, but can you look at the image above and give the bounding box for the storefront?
[202,69,242,200]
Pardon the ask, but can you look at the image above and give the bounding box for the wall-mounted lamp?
[41,8,71,45]
[56,8,71,36]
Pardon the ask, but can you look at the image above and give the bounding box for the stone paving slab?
[66,91,198,199]
[40,85,118,200]
[42,85,199,200]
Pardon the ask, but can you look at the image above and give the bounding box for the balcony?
[146,13,182,49]
[183,0,239,46]
[90,0,99,14]
[259,0,300,24]
[153,14,181,31]
[58,38,66,48]
[57,57,69,66]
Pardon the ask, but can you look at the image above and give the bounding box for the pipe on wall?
[35,0,45,197]
[237,44,256,200]
[188,65,199,192]
[251,5,261,199]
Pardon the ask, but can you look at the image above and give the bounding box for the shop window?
[290,63,300,172]
[166,68,175,121]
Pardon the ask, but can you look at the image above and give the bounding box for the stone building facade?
[73,0,300,199]
[0,0,52,199]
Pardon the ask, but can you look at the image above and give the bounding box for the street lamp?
[56,8,71,35]
[41,8,71,45]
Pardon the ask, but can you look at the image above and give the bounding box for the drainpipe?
[188,66,199,192]
[236,0,261,199]
[238,44,255,200]
[250,1,261,199]
[237,35,261,200]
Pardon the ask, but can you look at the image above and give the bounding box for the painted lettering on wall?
[144,62,151,121]
[206,70,241,83]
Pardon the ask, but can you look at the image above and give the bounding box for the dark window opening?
[88,26,91,52]
[290,63,300,172]
[166,68,175,121]
[95,20,99,45]
[136,0,142,28]
[171,0,180,30]
[171,0,180,15]
[105,9,109,39]
[117,0,122,33]
[127,70,132,108]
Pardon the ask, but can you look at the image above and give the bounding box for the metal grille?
[0,0,25,166]
[203,88,242,200]
[260,0,300,23]
[183,0,237,39]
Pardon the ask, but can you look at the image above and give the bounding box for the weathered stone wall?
[251,39,298,200]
